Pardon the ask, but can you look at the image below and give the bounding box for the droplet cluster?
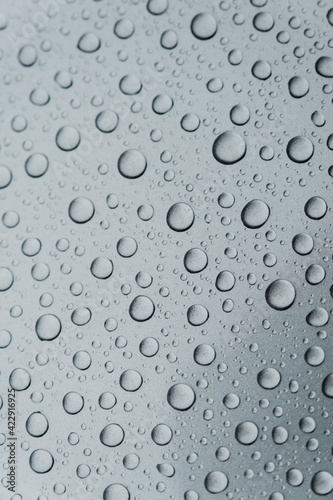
[0,0,332,499]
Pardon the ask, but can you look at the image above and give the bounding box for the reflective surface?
[0,0,332,499]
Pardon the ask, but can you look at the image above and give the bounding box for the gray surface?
[0,0,332,499]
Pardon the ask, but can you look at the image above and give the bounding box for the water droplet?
[96,110,119,133]
[9,368,31,391]
[191,13,217,40]
[204,471,228,493]
[100,424,125,447]
[257,368,281,389]
[68,197,95,224]
[63,392,84,414]
[118,149,147,179]
[0,267,14,291]
[35,314,61,341]
[286,136,314,163]
[213,131,247,164]
[25,153,49,178]
[29,449,54,474]
[315,56,333,78]
[187,304,209,326]
[265,279,296,310]
[241,199,270,229]
[129,295,155,321]
[235,421,259,445]
[77,32,101,53]
[103,483,130,500]
[90,257,113,279]
[56,126,81,151]
[167,383,196,411]
[304,196,327,220]
[166,202,195,232]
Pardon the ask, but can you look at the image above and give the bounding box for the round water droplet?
[304,196,327,220]
[118,149,147,179]
[306,307,329,327]
[68,197,95,223]
[9,368,31,391]
[167,383,196,411]
[138,204,154,221]
[252,59,272,80]
[139,337,159,357]
[0,165,12,188]
[204,471,228,493]
[193,344,216,365]
[56,126,80,151]
[29,449,54,474]
[103,484,129,500]
[288,76,309,98]
[230,104,250,125]
[119,369,143,392]
[166,202,194,231]
[77,32,101,53]
[187,304,209,326]
[223,393,240,409]
[0,329,12,348]
[311,471,333,496]
[305,264,325,285]
[257,367,281,389]
[129,295,155,321]
[18,44,37,66]
[26,412,49,437]
[117,237,138,257]
[25,153,49,178]
[119,74,142,95]
[96,110,119,133]
[322,374,333,398]
[216,446,230,462]
[191,13,217,40]
[213,131,246,164]
[184,248,208,273]
[100,424,124,447]
[30,88,50,106]
[90,257,113,279]
[181,113,200,132]
[123,453,140,470]
[71,307,91,326]
[73,350,92,370]
[151,424,173,445]
[286,468,304,487]
[265,279,295,310]
[147,0,168,15]
[253,11,274,31]
[99,392,117,410]
[315,56,333,78]
[305,345,325,366]
[241,199,270,228]
[0,267,14,291]
[235,421,259,445]
[292,233,313,255]
[272,426,288,444]
[152,94,174,114]
[22,238,42,257]
[216,270,235,292]
[286,136,314,163]
[35,314,62,341]
[114,19,135,39]
[299,416,316,433]
[218,192,235,208]
[160,30,178,49]
[54,71,72,88]
[63,392,84,414]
